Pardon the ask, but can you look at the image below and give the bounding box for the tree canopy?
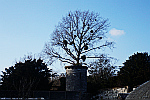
[44,10,114,66]
[0,58,54,98]
[118,52,150,90]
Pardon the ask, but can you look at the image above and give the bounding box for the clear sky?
[0,0,150,73]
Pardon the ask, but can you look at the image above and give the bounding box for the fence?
[33,91,79,100]
[0,90,91,100]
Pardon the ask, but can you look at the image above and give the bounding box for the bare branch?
[81,42,113,54]
[43,10,114,65]
[44,46,75,64]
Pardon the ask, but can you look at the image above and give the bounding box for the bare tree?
[88,54,117,78]
[44,10,114,65]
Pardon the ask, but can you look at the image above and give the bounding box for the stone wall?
[97,87,128,100]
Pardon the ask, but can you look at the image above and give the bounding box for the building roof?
[126,80,150,100]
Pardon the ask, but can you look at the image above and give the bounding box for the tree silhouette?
[118,52,150,92]
[87,54,117,94]
[44,10,114,65]
[88,54,117,79]
[0,58,55,98]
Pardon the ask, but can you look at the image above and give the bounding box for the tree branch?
[45,48,75,64]
[81,42,113,54]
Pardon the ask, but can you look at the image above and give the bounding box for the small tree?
[44,10,114,66]
[88,54,117,79]
[87,54,117,94]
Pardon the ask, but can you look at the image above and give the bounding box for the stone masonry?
[65,65,87,93]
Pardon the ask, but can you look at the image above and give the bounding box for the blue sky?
[0,0,150,73]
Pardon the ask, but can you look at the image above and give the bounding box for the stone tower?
[65,65,87,92]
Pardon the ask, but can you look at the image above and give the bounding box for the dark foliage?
[0,58,54,98]
[118,52,150,91]
[87,76,119,95]
[58,77,66,91]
